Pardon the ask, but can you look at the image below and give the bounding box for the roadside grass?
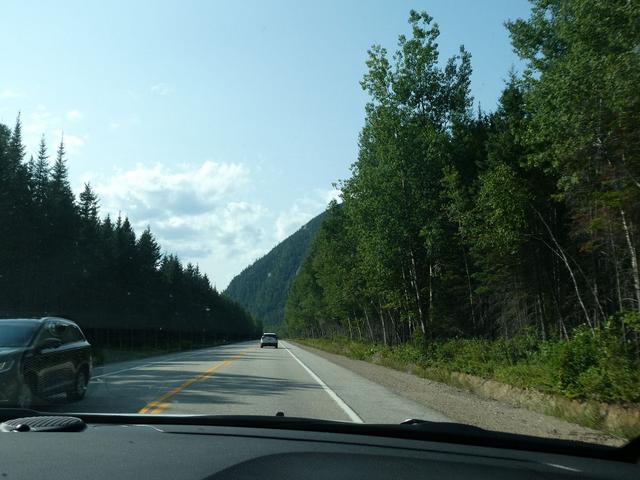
[296,335,640,440]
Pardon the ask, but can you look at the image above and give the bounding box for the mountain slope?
[223,210,326,330]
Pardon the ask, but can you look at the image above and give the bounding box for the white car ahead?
[260,333,278,348]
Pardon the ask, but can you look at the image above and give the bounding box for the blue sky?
[1,0,531,289]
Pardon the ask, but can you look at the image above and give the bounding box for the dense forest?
[284,1,640,400]
[224,211,326,329]
[0,121,261,346]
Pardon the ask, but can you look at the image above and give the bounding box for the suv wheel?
[67,369,89,402]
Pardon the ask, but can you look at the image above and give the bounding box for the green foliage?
[621,311,640,332]
[474,162,530,256]
[301,328,640,404]
[555,326,600,393]
[283,2,640,394]
[507,0,640,259]
[551,325,640,403]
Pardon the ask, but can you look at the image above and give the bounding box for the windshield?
[0,321,40,348]
[0,0,637,449]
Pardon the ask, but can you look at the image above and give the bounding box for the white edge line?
[284,342,363,424]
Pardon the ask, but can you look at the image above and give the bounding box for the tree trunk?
[461,245,475,331]
[428,262,434,331]
[362,305,374,341]
[401,265,415,339]
[608,222,624,311]
[533,248,548,341]
[593,261,600,330]
[534,207,594,331]
[377,300,388,346]
[537,296,546,341]
[560,316,569,340]
[621,208,640,314]
[355,314,363,340]
[409,248,427,335]
[387,309,398,345]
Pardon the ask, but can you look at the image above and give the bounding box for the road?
[44,341,450,423]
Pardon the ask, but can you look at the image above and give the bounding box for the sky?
[1,0,531,289]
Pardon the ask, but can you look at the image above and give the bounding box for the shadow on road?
[38,346,318,414]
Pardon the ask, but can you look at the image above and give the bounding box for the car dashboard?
[0,412,637,479]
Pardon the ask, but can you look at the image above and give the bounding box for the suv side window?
[33,322,84,346]
[50,322,67,339]
[33,322,62,347]
[64,325,84,344]
[54,324,83,344]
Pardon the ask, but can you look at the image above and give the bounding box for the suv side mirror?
[38,338,62,352]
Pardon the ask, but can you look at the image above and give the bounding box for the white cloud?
[63,133,85,152]
[84,162,334,288]
[66,110,83,121]
[48,128,85,154]
[96,161,249,214]
[0,88,24,99]
[150,83,173,96]
[275,205,314,242]
[324,186,342,204]
[24,105,53,135]
[274,187,339,241]
[19,106,86,155]
[91,160,267,279]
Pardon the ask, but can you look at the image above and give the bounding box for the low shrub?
[298,323,640,403]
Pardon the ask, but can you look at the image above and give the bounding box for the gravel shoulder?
[292,341,626,447]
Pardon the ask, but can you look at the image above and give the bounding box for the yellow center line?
[149,402,171,414]
[138,348,255,414]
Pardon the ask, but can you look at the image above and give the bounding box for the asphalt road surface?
[43,341,450,423]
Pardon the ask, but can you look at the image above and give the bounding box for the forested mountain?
[224,211,326,330]
[285,0,640,360]
[0,122,261,343]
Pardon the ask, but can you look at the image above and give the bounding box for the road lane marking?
[138,348,254,414]
[92,344,250,380]
[150,403,171,414]
[283,342,363,423]
[138,360,231,414]
[139,360,232,413]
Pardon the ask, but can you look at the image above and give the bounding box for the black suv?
[0,317,92,408]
